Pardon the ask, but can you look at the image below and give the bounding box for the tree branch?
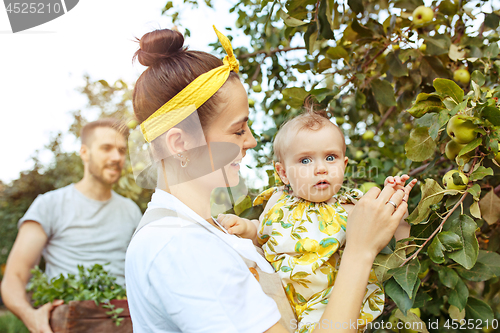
[408,157,447,177]
[239,46,307,59]
[400,191,468,266]
[375,106,396,134]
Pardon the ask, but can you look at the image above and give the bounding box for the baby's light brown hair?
[273,103,346,164]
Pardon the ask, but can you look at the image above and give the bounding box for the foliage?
[28,264,127,326]
[164,0,500,331]
[0,312,30,333]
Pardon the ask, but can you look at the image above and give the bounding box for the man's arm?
[1,221,62,333]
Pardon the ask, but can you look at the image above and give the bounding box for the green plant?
[28,264,127,326]
[0,312,30,333]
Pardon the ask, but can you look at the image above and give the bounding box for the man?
[1,119,142,333]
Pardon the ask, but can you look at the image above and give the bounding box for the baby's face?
[277,125,348,203]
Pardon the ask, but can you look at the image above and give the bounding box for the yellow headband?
[140,26,239,143]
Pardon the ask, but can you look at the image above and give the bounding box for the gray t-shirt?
[18,184,142,286]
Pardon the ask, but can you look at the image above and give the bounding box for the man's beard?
[88,156,121,186]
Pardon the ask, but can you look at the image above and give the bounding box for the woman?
[125,27,407,333]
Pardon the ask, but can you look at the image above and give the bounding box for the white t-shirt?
[125,189,281,333]
[19,184,142,286]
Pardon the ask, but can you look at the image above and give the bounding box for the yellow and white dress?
[254,187,384,333]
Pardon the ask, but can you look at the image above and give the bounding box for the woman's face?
[203,79,257,187]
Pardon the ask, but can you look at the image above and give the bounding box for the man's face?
[82,127,127,186]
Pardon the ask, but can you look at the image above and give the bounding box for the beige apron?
[133,208,297,332]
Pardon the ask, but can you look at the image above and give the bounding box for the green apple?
[359,182,380,194]
[362,130,375,140]
[248,98,256,107]
[446,115,477,144]
[404,123,412,130]
[494,142,500,164]
[482,326,494,333]
[127,119,138,129]
[354,150,364,160]
[252,84,262,93]
[445,140,467,160]
[412,6,434,25]
[335,117,345,125]
[443,170,468,190]
[419,44,427,52]
[453,69,471,85]
[388,313,399,332]
[393,43,400,50]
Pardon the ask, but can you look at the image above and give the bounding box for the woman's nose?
[243,129,257,150]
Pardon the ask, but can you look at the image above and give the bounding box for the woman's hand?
[345,185,407,261]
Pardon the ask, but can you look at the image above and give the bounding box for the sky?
[0,0,238,184]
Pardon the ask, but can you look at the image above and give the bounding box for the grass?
[0,311,30,333]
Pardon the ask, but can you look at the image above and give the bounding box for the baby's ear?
[274,162,288,184]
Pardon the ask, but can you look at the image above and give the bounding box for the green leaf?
[373,242,406,282]
[318,0,334,39]
[326,46,349,60]
[484,13,500,30]
[415,92,442,104]
[405,127,437,162]
[370,79,397,107]
[428,236,445,264]
[407,179,444,224]
[421,56,450,81]
[387,52,408,77]
[278,9,307,27]
[481,106,500,126]
[471,70,485,86]
[469,166,494,181]
[479,190,500,225]
[467,184,481,200]
[438,231,463,251]
[455,250,500,281]
[348,0,363,13]
[406,100,445,118]
[448,277,469,311]
[433,78,464,105]
[282,87,309,108]
[465,297,494,324]
[446,215,479,270]
[388,259,420,299]
[458,137,482,156]
[423,34,451,55]
[484,42,500,59]
[437,266,459,288]
[429,112,450,140]
[394,309,429,333]
[385,277,419,315]
[351,20,373,38]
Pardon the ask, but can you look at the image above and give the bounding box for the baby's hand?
[384,174,418,203]
[217,214,252,236]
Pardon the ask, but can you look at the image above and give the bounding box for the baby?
[218,108,416,332]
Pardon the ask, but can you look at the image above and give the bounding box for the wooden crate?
[49,300,132,333]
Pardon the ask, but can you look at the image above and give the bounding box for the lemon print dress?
[254,187,384,333]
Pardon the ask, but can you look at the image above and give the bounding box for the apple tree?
[164,0,500,331]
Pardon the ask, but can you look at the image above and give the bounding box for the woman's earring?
[177,153,189,168]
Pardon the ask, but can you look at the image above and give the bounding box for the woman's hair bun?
[134,29,186,67]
